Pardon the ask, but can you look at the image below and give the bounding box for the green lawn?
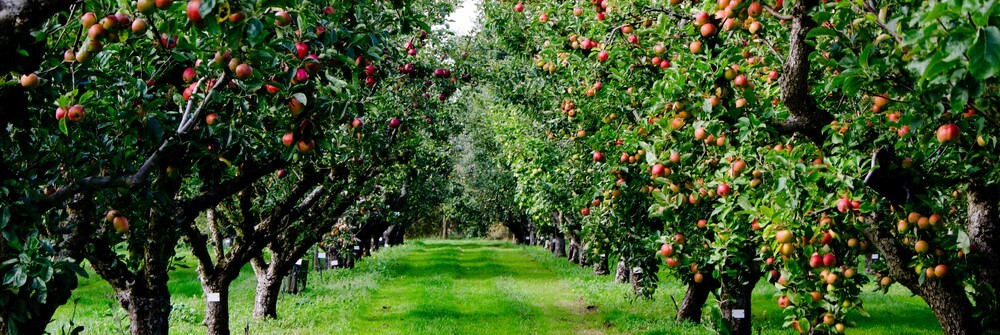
[47,239,943,334]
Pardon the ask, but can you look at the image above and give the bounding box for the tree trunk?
[202,281,231,335]
[676,280,716,323]
[719,276,759,335]
[593,253,609,275]
[117,287,172,335]
[553,234,566,258]
[567,241,579,263]
[442,216,448,239]
[578,243,589,267]
[967,183,1000,312]
[614,258,629,283]
[251,272,281,320]
[629,266,645,295]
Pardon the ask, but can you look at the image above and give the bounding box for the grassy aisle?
[48,239,942,334]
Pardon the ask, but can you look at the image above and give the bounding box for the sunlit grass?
[48,239,942,334]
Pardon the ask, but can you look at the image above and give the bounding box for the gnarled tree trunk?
[593,253,609,275]
[201,280,231,335]
[676,279,717,323]
[614,258,629,283]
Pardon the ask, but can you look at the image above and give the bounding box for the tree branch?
[775,0,834,144]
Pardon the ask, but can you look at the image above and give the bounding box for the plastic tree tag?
[206,293,220,302]
[295,259,302,265]
[331,260,339,266]
[318,252,326,259]
[872,254,879,260]
[354,245,360,250]
[733,309,745,319]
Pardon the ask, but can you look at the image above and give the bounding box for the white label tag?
[353,245,360,250]
[379,237,384,241]
[206,293,220,302]
[295,259,302,265]
[600,254,606,258]
[332,260,339,266]
[733,309,745,319]
[872,254,879,260]
[318,252,326,259]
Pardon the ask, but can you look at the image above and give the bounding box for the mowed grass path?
[348,240,606,334]
[49,239,943,334]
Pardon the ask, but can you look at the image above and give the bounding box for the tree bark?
[719,273,761,335]
[567,240,579,263]
[118,286,172,335]
[614,258,629,283]
[593,253,609,275]
[863,219,979,335]
[251,261,282,320]
[676,280,717,323]
[201,280,231,335]
[967,183,1000,307]
[775,0,832,143]
[553,234,566,258]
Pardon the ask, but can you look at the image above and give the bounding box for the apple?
[324,6,335,15]
[748,21,762,34]
[694,127,707,140]
[696,219,707,229]
[596,12,605,20]
[747,2,762,16]
[695,12,710,25]
[673,233,686,245]
[293,68,309,83]
[67,105,86,122]
[809,252,823,268]
[295,42,309,59]
[936,124,959,144]
[64,48,76,62]
[182,85,195,100]
[620,152,630,162]
[365,65,377,76]
[352,118,364,128]
[654,44,666,54]
[777,295,791,308]
[277,169,289,179]
[689,41,703,54]
[716,183,731,197]
[651,164,665,177]
[88,24,106,39]
[597,50,609,62]
[265,84,279,95]
[296,140,315,153]
[155,0,173,9]
[186,1,202,22]
[132,18,148,34]
[55,107,68,120]
[693,272,704,283]
[514,3,524,12]
[836,198,851,213]
[822,253,836,266]
[593,151,604,162]
[934,264,948,278]
[288,97,304,116]
[137,0,155,14]
[113,216,130,233]
[907,212,922,223]
[282,132,295,146]
[752,219,762,230]
[81,12,98,28]
[660,243,674,257]
[20,73,39,88]
[700,23,717,37]
[538,13,548,23]
[235,63,253,79]
[229,12,245,23]
[660,60,671,69]
[389,117,402,129]
[580,207,590,216]
[768,70,779,81]
[573,7,583,16]
[775,229,792,243]
[105,210,119,222]
[204,113,219,125]
[182,67,196,83]
[733,75,748,87]
[915,240,929,253]
[665,257,679,267]
[275,10,292,26]
[820,231,833,245]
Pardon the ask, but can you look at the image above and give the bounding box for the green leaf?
[198,0,217,19]
[0,207,8,230]
[59,118,68,136]
[807,27,837,39]
[292,93,308,106]
[968,26,1000,81]
[246,18,265,47]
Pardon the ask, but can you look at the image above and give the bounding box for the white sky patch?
[445,0,481,36]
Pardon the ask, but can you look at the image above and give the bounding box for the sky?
[445,0,481,36]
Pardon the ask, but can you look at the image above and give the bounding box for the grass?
[47,239,943,334]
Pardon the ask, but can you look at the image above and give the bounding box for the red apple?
[155,0,173,9]
[186,0,202,22]
[67,105,85,122]
[352,118,363,128]
[288,97,304,116]
[695,12,710,25]
[204,113,218,125]
[113,216,130,233]
[716,183,731,197]
[597,50,609,62]
[580,207,590,216]
[593,151,604,162]
[389,117,402,129]
[235,64,252,79]
[20,73,39,88]
[182,67,196,83]
[733,75,748,87]
[295,42,309,59]
[296,140,315,153]
[514,3,524,12]
[293,68,309,83]
[690,41,703,54]
[822,253,836,267]
[836,198,851,213]
[282,132,295,146]
[700,23,717,37]
[55,107,68,120]
[275,10,292,26]
[132,18,148,34]
[651,164,665,177]
[936,124,959,144]
[660,243,674,257]
[809,252,823,268]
